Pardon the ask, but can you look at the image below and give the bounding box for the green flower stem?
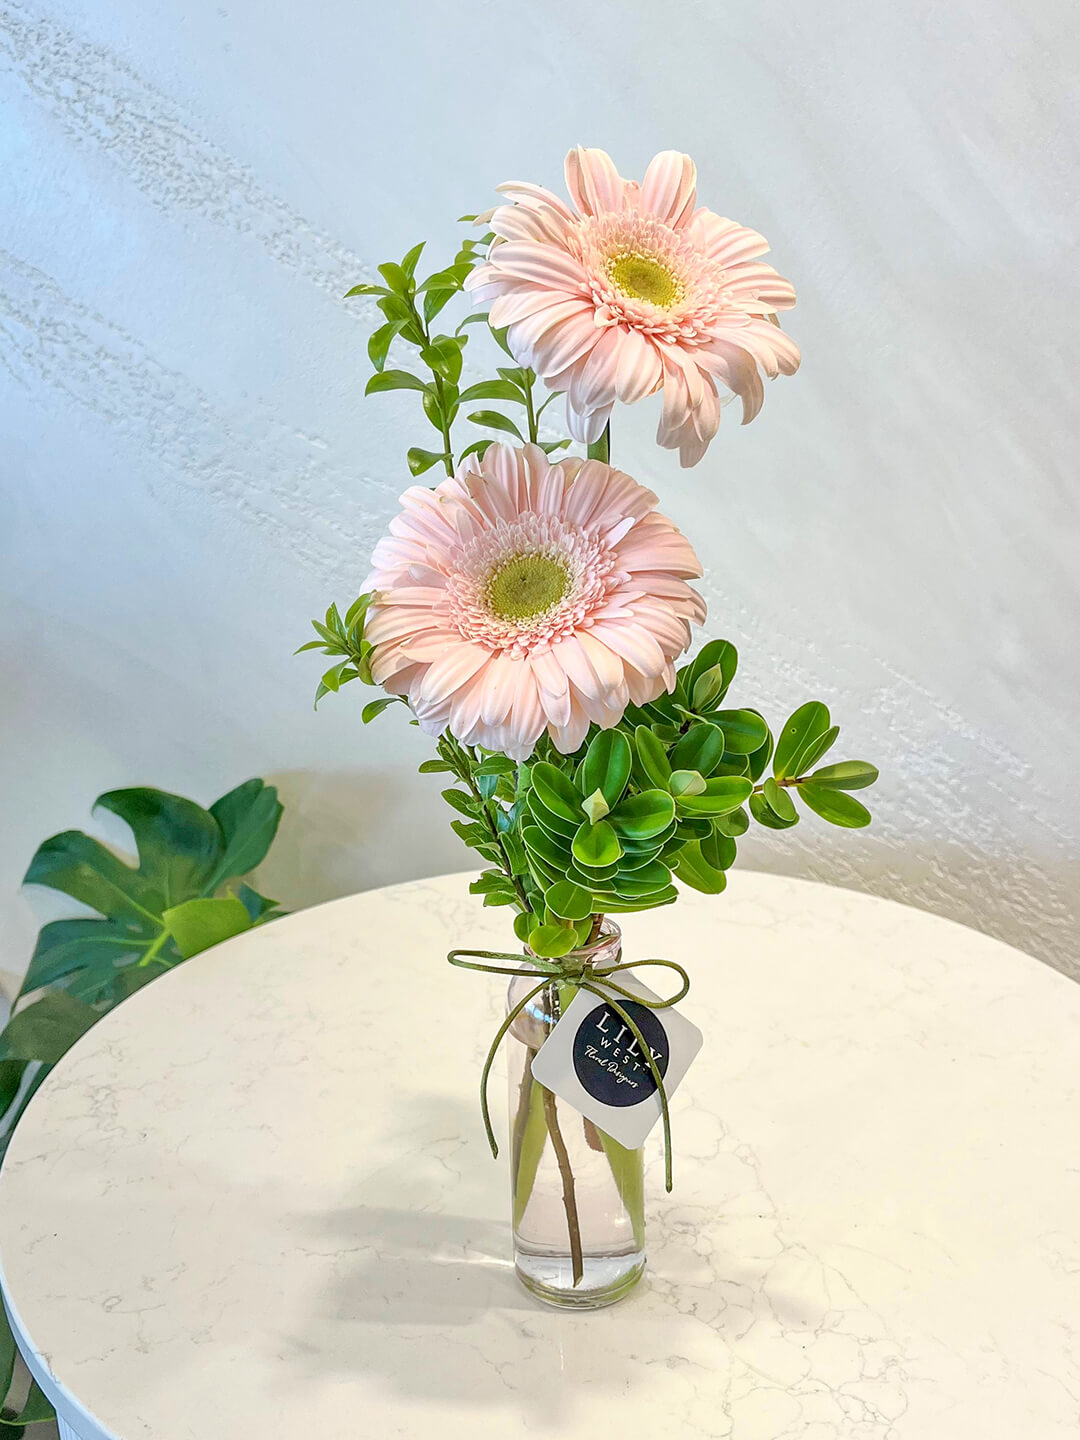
[431,374,455,475]
[541,1084,584,1287]
[524,375,538,443]
[406,289,455,475]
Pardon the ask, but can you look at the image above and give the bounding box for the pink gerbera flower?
[466,147,800,467]
[363,443,706,760]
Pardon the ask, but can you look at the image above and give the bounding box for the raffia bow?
[447,945,690,1191]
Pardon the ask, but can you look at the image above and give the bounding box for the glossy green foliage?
[403,636,880,947]
[345,234,572,475]
[0,779,286,1429]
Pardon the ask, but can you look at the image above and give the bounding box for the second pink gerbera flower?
[466,147,800,467]
[363,443,706,760]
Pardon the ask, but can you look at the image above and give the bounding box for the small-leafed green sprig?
[344,231,571,479]
[299,601,879,958]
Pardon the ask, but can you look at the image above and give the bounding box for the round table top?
[2,871,1079,1440]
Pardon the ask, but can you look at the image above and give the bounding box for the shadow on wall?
[255,769,1078,984]
[257,768,462,912]
[741,827,1077,983]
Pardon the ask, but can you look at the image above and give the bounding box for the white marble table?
[2,871,1079,1440]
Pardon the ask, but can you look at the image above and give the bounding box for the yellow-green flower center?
[607,250,683,309]
[487,554,570,621]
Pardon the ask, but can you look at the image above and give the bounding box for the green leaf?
[206,779,283,893]
[632,725,672,789]
[93,787,224,904]
[545,881,593,922]
[526,791,579,841]
[691,664,727,712]
[671,723,725,776]
[715,806,750,837]
[684,639,738,706]
[746,724,774,783]
[377,261,410,294]
[163,895,253,960]
[234,883,279,924]
[0,1376,55,1426]
[794,724,839,775]
[597,887,679,914]
[809,760,879,791]
[674,776,754,817]
[18,918,146,999]
[24,830,164,926]
[798,784,872,828]
[474,755,517,776]
[712,709,770,755]
[344,592,372,630]
[512,1077,548,1225]
[467,409,524,439]
[423,287,458,324]
[0,1304,16,1410]
[367,319,403,372]
[421,335,464,384]
[669,769,707,797]
[344,282,391,298]
[364,369,428,396]
[571,820,621,869]
[406,446,449,477]
[401,241,425,278]
[672,842,729,895]
[530,763,584,823]
[457,438,493,465]
[362,696,401,723]
[528,924,578,959]
[581,730,632,809]
[418,759,454,774]
[700,829,737,870]
[458,380,523,405]
[441,788,479,818]
[749,791,799,830]
[513,911,533,943]
[0,991,99,1064]
[763,777,798,823]
[610,861,671,898]
[609,791,676,839]
[773,701,832,780]
[0,1061,26,1120]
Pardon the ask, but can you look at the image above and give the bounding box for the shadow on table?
[279,1093,663,1419]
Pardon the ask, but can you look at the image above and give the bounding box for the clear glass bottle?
[506,921,645,1308]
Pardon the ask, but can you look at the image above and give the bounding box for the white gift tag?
[528,971,703,1150]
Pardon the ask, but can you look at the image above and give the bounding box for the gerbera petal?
[417,642,492,707]
[567,399,613,445]
[568,325,622,413]
[494,180,577,223]
[614,327,663,404]
[564,146,626,217]
[509,302,599,375]
[484,242,587,292]
[640,150,698,228]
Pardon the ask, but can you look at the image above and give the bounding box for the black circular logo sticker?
[572,1000,670,1107]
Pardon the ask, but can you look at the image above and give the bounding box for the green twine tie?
[446,945,690,1192]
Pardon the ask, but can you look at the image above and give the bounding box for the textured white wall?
[2,0,1078,990]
